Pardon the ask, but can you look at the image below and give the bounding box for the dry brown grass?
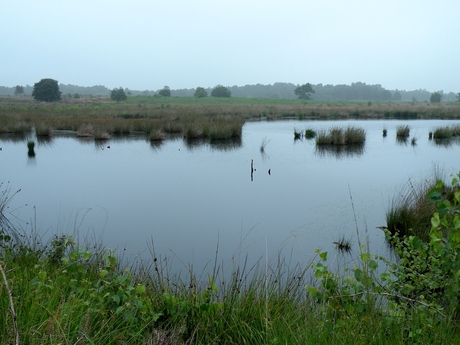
[149,129,166,141]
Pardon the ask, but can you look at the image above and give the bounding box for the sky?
[1,0,459,92]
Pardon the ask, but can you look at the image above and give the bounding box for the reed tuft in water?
[396,125,410,138]
[316,126,365,145]
[305,128,316,139]
[27,140,35,157]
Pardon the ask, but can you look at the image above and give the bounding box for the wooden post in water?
[251,159,254,181]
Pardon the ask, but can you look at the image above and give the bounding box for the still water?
[1,119,460,274]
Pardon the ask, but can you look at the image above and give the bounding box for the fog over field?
[1,0,459,92]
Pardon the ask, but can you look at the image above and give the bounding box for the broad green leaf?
[135,284,146,294]
[99,269,108,278]
[112,294,121,304]
[307,286,319,296]
[354,268,363,282]
[319,252,327,261]
[360,252,370,263]
[368,260,378,270]
[38,271,47,282]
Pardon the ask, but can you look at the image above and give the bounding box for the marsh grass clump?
[182,119,242,141]
[382,128,387,137]
[396,125,410,138]
[93,127,111,140]
[149,129,166,141]
[209,122,242,140]
[27,140,35,157]
[433,127,452,139]
[432,125,460,140]
[386,186,432,240]
[183,125,203,140]
[344,126,366,144]
[316,126,365,145]
[411,137,418,146]
[304,128,316,139]
[34,123,53,137]
[76,124,94,137]
[386,171,451,241]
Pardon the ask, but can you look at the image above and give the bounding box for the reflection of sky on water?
[1,119,460,276]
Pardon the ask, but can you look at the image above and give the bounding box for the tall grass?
[2,97,460,140]
[396,125,410,137]
[149,129,166,141]
[316,126,366,145]
[432,124,460,139]
[1,222,460,344]
[34,123,53,137]
[304,128,316,139]
[385,169,449,241]
[27,140,35,157]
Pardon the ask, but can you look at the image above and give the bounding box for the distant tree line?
[169,83,458,102]
[1,82,458,102]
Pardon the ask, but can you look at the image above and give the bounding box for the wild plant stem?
[348,184,362,249]
[0,261,19,345]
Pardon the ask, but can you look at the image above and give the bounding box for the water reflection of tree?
[314,143,365,158]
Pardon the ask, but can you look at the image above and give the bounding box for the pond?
[1,119,460,276]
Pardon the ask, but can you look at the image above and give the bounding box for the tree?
[294,83,315,100]
[159,86,171,97]
[110,87,127,102]
[430,92,442,103]
[194,87,208,98]
[32,78,61,102]
[392,91,402,101]
[211,85,231,98]
[456,92,460,102]
[14,85,24,96]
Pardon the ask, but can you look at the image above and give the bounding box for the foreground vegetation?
[2,174,460,344]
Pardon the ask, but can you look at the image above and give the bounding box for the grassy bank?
[2,178,460,344]
[2,96,460,140]
[384,168,456,241]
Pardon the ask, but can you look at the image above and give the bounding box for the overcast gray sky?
[2,0,459,92]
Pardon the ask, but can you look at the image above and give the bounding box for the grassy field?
[2,96,460,139]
